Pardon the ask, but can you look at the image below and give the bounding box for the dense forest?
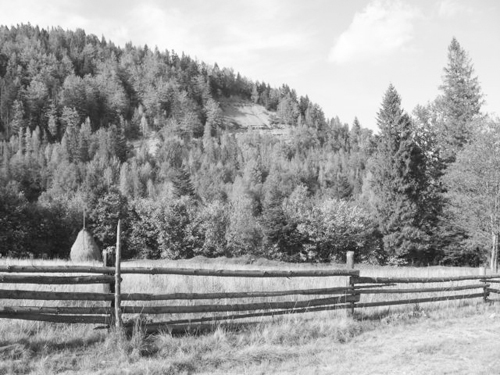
[0,24,497,268]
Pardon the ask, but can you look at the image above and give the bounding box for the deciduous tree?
[443,118,500,271]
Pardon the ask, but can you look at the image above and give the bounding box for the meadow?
[0,257,499,374]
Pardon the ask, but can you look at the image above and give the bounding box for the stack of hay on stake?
[70,228,102,262]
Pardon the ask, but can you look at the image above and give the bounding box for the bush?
[284,189,374,262]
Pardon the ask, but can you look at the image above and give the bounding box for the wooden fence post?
[102,250,110,293]
[115,220,122,329]
[479,266,489,303]
[103,247,115,326]
[346,251,355,316]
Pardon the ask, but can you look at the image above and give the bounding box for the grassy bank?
[1,302,499,374]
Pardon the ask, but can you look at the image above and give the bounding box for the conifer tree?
[437,37,483,162]
[260,173,301,260]
[172,165,197,199]
[369,85,430,264]
[10,100,26,136]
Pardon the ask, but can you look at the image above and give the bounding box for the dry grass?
[0,257,499,374]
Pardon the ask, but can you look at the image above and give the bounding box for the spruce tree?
[172,166,197,199]
[369,85,430,264]
[438,37,483,162]
[261,176,301,260]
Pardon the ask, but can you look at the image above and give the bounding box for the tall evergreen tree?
[437,37,483,162]
[172,165,197,199]
[369,85,431,264]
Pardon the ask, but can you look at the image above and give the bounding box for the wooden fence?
[1,250,500,334]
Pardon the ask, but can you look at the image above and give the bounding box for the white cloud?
[437,0,473,18]
[329,0,420,65]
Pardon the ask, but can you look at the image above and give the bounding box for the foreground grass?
[1,302,499,375]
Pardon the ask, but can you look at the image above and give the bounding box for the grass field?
[0,257,498,374]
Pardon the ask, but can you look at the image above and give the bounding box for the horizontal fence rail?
[0,265,115,274]
[354,293,485,309]
[132,303,355,331]
[0,265,359,278]
[0,289,115,301]
[120,267,360,278]
[0,312,111,324]
[0,275,115,284]
[0,287,355,302]
[354,274,500,284]
[355,283,487,295]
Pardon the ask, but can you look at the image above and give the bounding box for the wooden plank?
[0,289,114,301]
[120,286,354,301]
[356,284,486,294]
[0,275,115,284]
[354,275,500,284]
[487,287,500,294]
[0,312,110,324]
[119,267,359,278]
[355,293,484,309]
[482,279,500,283]
[119,295,358,314]
[0,265,114,274]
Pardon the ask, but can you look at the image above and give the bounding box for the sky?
[0,0,498,131]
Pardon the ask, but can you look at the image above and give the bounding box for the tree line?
[0,25,497,269]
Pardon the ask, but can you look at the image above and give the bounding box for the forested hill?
[0,24,375,260]
[0,24,358,140]
[0,25,492,269]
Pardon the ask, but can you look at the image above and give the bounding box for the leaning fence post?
[114,220,122,329]
[346,251,355,316]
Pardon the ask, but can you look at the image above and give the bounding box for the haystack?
[70,228,102,262]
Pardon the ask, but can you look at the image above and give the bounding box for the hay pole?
[0,275,115,284]
[114,219,122,329]
[487,287,500,294]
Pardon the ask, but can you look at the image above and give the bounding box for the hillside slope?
[220,97,291,138]
[220,98,271,130]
